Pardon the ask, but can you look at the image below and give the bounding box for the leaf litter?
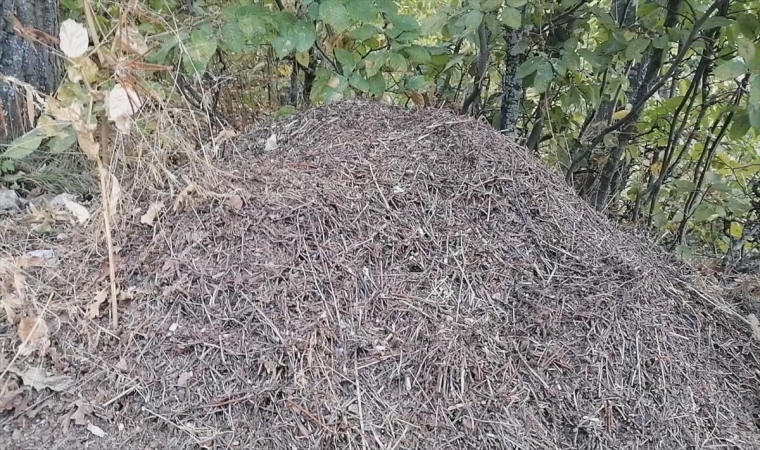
[1,101,760,449]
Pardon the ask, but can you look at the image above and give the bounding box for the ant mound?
[4,101,759,449]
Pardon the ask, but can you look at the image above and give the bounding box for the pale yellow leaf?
[611,109,630,120]
[17,316,50,356]
[87,289,108,319]
[62,198,90,224]
[115,25,149,55]
[106,84,142,122]
[86,422,106,437]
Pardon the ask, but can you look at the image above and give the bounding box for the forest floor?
[1,102,760,449]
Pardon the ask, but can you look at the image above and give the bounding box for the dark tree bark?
[499,30,524,135]
[0,0,61,144]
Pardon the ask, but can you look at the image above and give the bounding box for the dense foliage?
[4,0,760,269]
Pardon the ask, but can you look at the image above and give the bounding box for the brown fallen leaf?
[86,422,106,437]
[17,316,49,356]
[177,371,193,387]
[71,399,94,425]
[140,201,164,225]
[115,359,129,372]
[8,366,74,392]
[225,195,244,210]
[173,183,197,212]
[0,389,24,412]
[87,289,108,319]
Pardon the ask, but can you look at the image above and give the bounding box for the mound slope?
[3,101,760,449]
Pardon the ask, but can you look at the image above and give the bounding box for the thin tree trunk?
[499,30,524,134]
[0,0,61,144]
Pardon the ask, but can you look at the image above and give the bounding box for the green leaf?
[516,56,544,79]
[348,24,380,41]
[462,10,484,33]
[319,0,352,33]
[674,179,697,192]
[702,16,732,30]
[391,14,419,32]
[387,52,407,71]
[346,1,377,22]
[2,129,43,160]
[363,51,387,76]
[532,62,554,93]
[289,21,316,53]
[374,0,398,15]
[501,6,521,28]
[405,45,430,64]
[748,105,760,132]
[737,37,756,65]
[692,203,716,222]
[624,38,650,61]
[184,23,217,75]
[270,36,295,58]
[367,72,385,97]
[713,60,747,80]
[404,75,429,92]
[238,15,267,40]
[482,0,503,11]
[335,48,357,72]
[349,72,372,92]
[47,127,77,154]
[729,110,751,139]
[221,22,246,53]
[422,12,448,35]
[736,13,760,39]
[506,0,527,7]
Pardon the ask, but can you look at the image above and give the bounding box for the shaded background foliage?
[3,0,760,272]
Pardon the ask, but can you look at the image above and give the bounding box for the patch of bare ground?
[1,101,760,449]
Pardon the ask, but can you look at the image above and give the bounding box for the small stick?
[99,112,118,328]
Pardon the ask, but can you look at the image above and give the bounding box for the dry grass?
[1,101,760,449]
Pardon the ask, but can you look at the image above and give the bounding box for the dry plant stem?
[99,113,118,328]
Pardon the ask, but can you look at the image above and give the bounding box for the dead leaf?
[140,201,164,225]
[71,400,94,425]
[115,24,149,55]
[225,195,244,210]
[86,422,106,437]
[59,19,89,58]
[8,367,74,392]
[173,183,197,212]
[115,359,129,372]
[22,249,58,267]
[177,371,193,387]
[749,314,760,340]
[62,197,90,224]
[18,316,49,356]
[265,133,277,151]
[0,389,23,412]
[106,83,142,122]
[410,91,425,106]
[87,289,108,319]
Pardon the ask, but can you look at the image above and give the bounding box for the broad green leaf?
[516,56,545,79]
[736,13,760,39]
[288,21,316,53]
[335,48,357,72]
[462,10,484,33]
[349,71,372,92]
[750,75,760,105]
[184,24,217,75]
[346,1,377,22]
[674,179,697,192]
[533,62,553,93]
[506,0,527,7]
[2,130,44,160]
[748,105,760,131]
[730,110,751,140]
[391,14,419,32]
[387,52,407,71]
[47,127,77,153]
[482,0,503,11]
[692,203,716,222]
[624,38,650,61]
[405,45,430,64]
[737,37,756,64]
[221,22,246,53]
[713,60,747,80]
[319,0,352,33]
[295,51,310,67]
[375,0,398,15]
[501,6,521,29]
[404,75,429,92]
[702,16,732,30]
[422,12,448,35]
[238,15,267,40]
[363,51,387,76]
[367,72,385,97]
[310,68,347,103]
[348,24,380,41]
[270,36,295,58]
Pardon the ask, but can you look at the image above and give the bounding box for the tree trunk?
[0,0,61,144]
[499,30,524,135]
